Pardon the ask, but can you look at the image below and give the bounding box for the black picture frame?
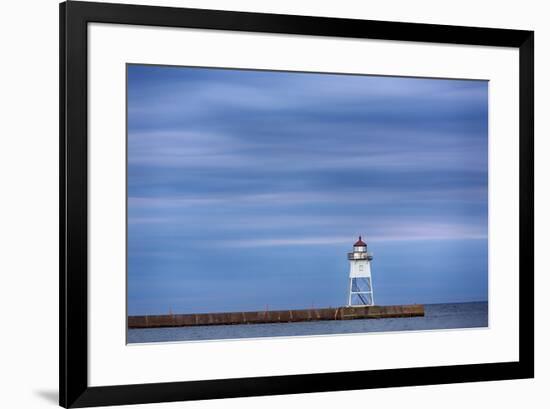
[59,1,534,407]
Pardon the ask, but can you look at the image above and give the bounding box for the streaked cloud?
[127,65,488,315]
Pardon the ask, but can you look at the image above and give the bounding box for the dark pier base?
[128,304,424,329]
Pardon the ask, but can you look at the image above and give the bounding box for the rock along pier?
[128,304,424,329]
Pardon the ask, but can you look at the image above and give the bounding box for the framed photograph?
[60,1,534,407]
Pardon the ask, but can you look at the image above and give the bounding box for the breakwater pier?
[128,304,424,329]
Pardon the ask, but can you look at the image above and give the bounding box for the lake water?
[127,301,488,343]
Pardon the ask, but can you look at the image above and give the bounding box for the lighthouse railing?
[347,252,373,261]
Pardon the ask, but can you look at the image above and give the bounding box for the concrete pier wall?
[128,304,424,329]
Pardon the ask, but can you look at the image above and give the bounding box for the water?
[127,301,488,344]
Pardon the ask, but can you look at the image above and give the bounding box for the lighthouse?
[347,236,375,306]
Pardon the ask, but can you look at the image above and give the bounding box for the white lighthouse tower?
[347,236,375,306]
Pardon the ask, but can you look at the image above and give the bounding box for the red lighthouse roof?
[353,236,367,247]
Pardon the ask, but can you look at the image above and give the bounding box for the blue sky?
[127,64,488,316]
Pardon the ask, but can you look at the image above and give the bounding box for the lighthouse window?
[359,265,364,271]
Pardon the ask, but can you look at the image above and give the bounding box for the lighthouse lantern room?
[347,236,375,306]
